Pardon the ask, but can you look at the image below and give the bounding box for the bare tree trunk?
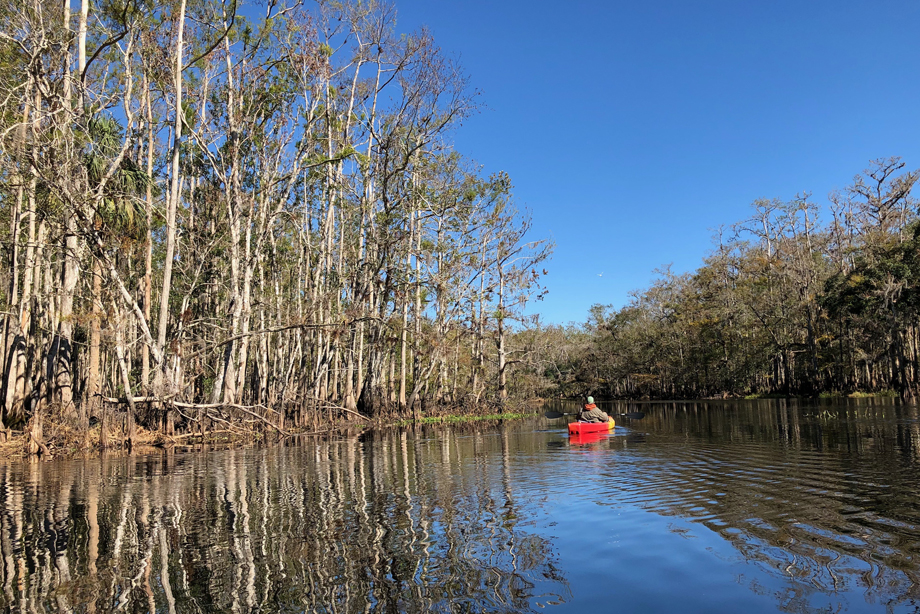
[51,0,80,421]
[87,263,102,418]
[398,210,414,410]
[141,70,154,390]
[83,0,103,427]
[410,215,423,413]
[155,0,187,397]
[497,267,507,403]
[112,301,137,451]
[2,78,34,428]
[213,23,244,405]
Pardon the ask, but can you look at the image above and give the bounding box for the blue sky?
[393,0,920,324]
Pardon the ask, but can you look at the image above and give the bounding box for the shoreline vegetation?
[0,403,542,461]
[535,159,920,404]
[2,1,916,462]
[0,1,553,459]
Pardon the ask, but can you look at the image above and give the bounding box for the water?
[1,398,919,613]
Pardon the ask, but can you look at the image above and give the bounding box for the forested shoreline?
[0,0,551,456]
[536,158,920,401]
[4,0,915,460]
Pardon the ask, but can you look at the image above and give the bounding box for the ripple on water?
[0,402,919,613]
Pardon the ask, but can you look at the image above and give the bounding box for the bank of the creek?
[0,397,918,613]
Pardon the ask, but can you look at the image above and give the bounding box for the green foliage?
[0,0,552,442]
[537,161,920,400]
[83,115,151,241]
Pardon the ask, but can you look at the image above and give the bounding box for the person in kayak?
[578,396,612,423]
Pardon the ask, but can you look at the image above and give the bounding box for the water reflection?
[0,427,569,613]
[559,398,920,611]
[3,401,920,613]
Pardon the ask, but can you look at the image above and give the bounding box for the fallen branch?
[200,411,248,434]
[103,395,162,404]
[173,401,288,435]
[104,396,288,436]
[164,429,239,441]
[311,400,371,422]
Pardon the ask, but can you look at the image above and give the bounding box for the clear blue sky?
[394,0,920,324]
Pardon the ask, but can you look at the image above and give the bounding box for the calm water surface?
[1,398,919,613]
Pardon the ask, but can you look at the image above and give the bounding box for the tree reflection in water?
[591,398,920,612]
[3,400,920,614]
[0,427,570,613]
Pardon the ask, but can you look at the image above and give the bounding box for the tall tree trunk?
[141,69,154,390]
[51,0,80,420]
[2,79,34,428]
[83,0,101,427]
[398,210,414,410]
[497,266,507,403]
[87,264,102,420]
[155,0,187,397]
[112,301,136,451]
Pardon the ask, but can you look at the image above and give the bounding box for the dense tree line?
[0,0,551,453]
[536,158,920,400]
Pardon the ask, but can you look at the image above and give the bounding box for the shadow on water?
[0,426,570,613]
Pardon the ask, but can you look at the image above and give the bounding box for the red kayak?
[568,420,615,435]
[569,431,609,445]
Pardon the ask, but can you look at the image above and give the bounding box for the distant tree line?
[0,0,551,453]
[533,158,919,400]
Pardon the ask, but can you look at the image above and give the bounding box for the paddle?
[544,410,646,420]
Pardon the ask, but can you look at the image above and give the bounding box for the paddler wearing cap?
[577,396,612,423]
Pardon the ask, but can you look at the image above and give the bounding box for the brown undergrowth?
[0,410,354,461]
[0,398,538,461]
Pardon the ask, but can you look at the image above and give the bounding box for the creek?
[0,398,918,613]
